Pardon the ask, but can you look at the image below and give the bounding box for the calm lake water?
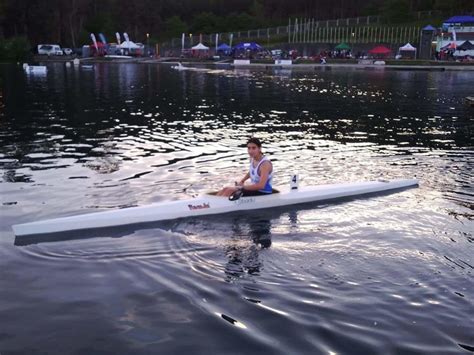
[0,63,473,354]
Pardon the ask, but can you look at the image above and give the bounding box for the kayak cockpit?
[205,188,280,196]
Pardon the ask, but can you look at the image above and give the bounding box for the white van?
[37,44,63,56]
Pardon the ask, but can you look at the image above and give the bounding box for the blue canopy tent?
[443,15,474,24]
[422,25,436,31]
[233,42,263,51]
[217,43,231,55]
[442,15,474,31]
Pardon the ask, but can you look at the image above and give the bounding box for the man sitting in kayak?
[217,137,273,197]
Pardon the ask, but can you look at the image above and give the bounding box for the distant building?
[419,25,436,59]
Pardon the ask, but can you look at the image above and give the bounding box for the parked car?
[37,44,63,56]
[63,48,73,55]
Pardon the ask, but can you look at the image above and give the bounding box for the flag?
[90,33,98,52]
[215,33,219,51]
[181,33,185,51]
[452,29,457,49]
[124,32,130,43]
[229,33,233,47]
[115,32,121,45]
[99,33,107,44]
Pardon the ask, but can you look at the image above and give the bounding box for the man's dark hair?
[247,137,262,147]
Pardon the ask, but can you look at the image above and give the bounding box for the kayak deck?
[12,178,418,237]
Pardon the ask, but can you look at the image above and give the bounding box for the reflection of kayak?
[12,179,418,237]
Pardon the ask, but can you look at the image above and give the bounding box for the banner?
[181,33,185,51]
[99,33,107,44]
[229,33,233,47]
[215,33,219,51]
[115,32,121,45]
[90,33,99,52]
[124,32,130,43]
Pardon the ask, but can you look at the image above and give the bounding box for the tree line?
[0,0,472,48]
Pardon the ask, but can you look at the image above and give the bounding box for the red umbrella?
[368,45,392,54]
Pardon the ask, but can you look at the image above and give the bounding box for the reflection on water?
[224,216,272,281]
[0,63,473,354]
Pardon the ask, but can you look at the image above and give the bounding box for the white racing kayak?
[12,178,418,237]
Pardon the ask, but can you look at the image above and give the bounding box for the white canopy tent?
[398,43,417,59]
[118,40,144,56]
[454,49,474,57]
[191,43,209,50]
[119,41,141,49]
[454,40,474,57]
[399,43,416,51]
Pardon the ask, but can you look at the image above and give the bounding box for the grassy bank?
[0,37,31,62]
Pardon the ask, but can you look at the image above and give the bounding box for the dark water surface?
[0,63,473,354]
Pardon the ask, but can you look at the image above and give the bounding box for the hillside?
[1,0,473,48]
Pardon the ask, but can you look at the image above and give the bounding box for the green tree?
[434,0,452,12]
[0,0,6,38]
[0,36,31,61]
[250,0,264,19]
[163,16,188,39]
[83,14,115,36]
[191,12,220,34]
[435,0,474,13]
[383,0,415,23]
[225,13,257,31]
[361,0,381,16]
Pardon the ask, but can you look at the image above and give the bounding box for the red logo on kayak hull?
[188,203,210,210]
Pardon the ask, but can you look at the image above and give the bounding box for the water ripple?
[0,63,472,354]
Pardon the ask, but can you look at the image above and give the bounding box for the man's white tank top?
[249,156,273,193]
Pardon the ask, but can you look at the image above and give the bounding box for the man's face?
[247,143,260,158]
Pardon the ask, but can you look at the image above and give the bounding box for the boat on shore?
[12,178,418,237]
[23,63,47,74]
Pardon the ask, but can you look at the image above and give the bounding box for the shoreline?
[146,59,474,72]
[158,62,474,71]
[22,56,474,71]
